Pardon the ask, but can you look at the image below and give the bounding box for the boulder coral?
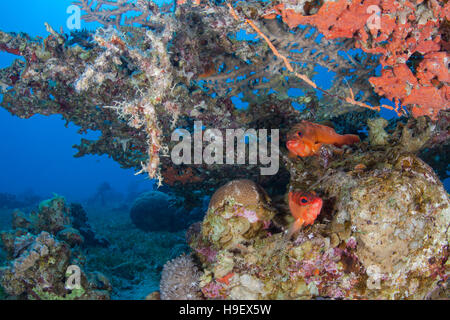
[320,155,449,298]
[130,191,192,232]
[201,179,276,250]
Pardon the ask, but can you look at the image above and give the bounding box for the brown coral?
[208,179,272,214]
[202,180,276,250]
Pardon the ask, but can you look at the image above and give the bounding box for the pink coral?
[195,246,218,263]
[201,281,227,299]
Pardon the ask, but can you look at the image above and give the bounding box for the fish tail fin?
[336,134,360,146]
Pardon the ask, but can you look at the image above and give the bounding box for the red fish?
[286,120,360,157]
[287,191,323,237]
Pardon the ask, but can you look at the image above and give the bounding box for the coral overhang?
[0,0,448,204]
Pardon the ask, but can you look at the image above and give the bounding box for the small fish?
[287,191,323,238]
[286,120,360,157]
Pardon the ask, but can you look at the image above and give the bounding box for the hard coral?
[160,254,203,300]
[190,119,449,300]
[202,179,276,250]
[7,195,107,249]
[0,231,110,299]
[162,167,203,186]
[73,0,164,29]
[130,191,191,232]
[322,154,449,298]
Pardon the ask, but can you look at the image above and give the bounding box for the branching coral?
[73,0,165,29]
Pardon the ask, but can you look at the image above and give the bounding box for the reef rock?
[70,203,109,247]
[0,231,110,299]
[323,154,449,299]
[185,155,449,300]
[6,196,107,248]
[0,196,111,299]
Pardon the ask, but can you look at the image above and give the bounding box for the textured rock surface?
[0,196,112,299]
[0,231,111,299]
[324,154,450,298]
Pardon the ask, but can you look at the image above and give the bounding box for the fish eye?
[297,131,302,137]
[300,196,308,204]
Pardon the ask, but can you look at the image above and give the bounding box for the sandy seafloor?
[0,205,189,300]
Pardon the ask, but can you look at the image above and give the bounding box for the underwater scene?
[0,0,449,301]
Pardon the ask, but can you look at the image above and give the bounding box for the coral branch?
[227,3,396,115]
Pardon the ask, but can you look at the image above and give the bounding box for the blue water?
[0,0,154,201]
